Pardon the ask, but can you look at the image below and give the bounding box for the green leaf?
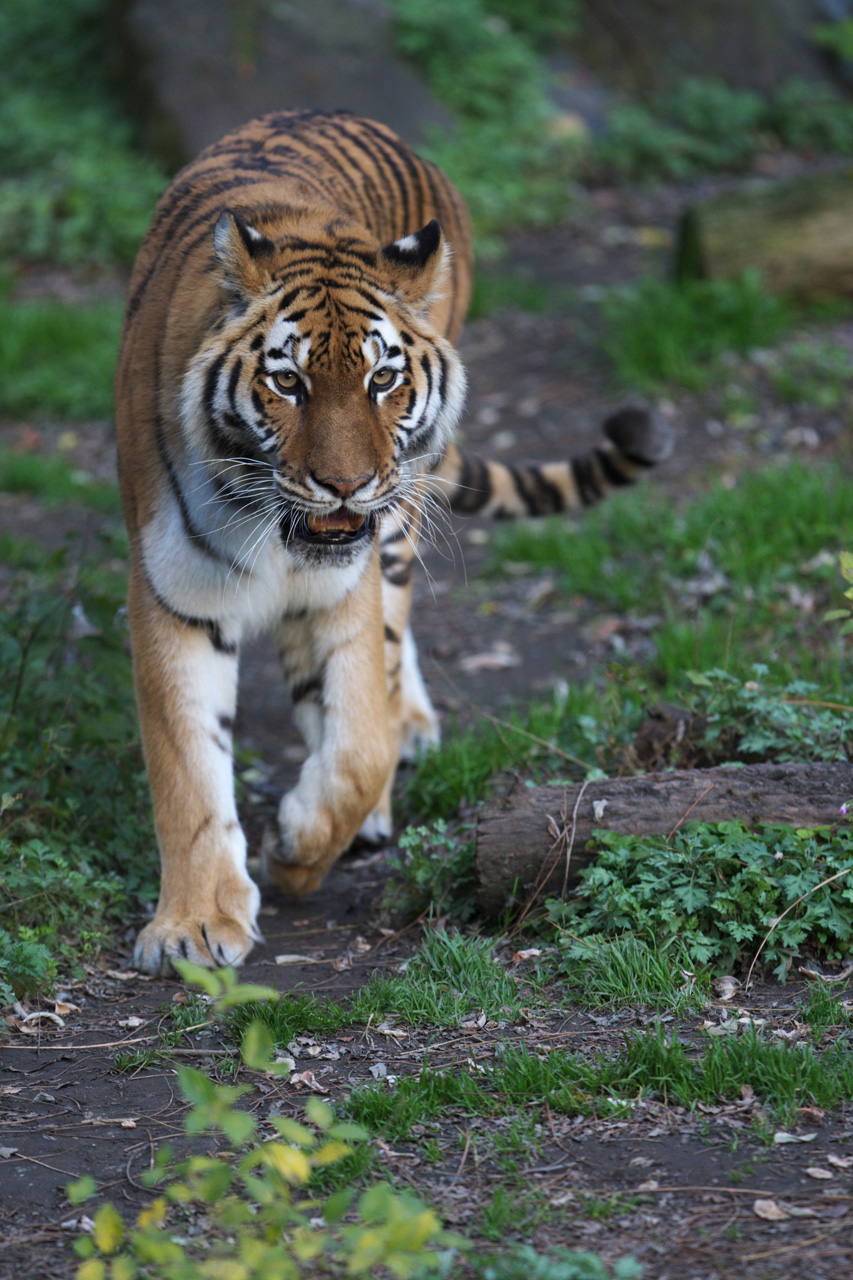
[271,1116,316,1147]
[241,1019,274,1071]
[170,958,224,998]
[92,1202,124,1254]
[305,1096,334,1129]
[67,1174,97,1205]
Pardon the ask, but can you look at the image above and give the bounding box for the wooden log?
[676,168,853,300]
[475,762,852,916]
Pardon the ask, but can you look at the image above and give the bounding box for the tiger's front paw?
[133,907,260,976]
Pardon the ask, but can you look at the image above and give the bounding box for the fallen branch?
[475,761,851,915]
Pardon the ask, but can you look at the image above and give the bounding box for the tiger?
[116,110,672,975]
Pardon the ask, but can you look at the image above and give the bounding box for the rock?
[108,0,453,171]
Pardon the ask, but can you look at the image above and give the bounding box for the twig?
[447,1128,471,1190]
[744,867,852,992]
[666,782,717,841]
[742,1219,851,1262]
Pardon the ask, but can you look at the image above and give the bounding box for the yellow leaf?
[110,1258,136,1280]
[76,1260,106,1280]
[263,1143,311,1185]
[136,1197,167,1229]
[93,1203,124,1255]
[311,1140,351,1167]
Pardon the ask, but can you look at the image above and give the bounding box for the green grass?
[0,543,157,994]
[0,447,120,509]
[227,993,351,1046]
[347,1026,853,1139]
[351,928,527,1027]
[405,462,853,824]
[600,273,791,392]
[557,936,711,1011]
[0,296,123,419]
[113,996,212,1074]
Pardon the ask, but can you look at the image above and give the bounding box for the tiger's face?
[182,209,466,566]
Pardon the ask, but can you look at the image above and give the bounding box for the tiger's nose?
[314,471,374,499]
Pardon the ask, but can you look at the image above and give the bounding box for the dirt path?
[2,182,852,1278]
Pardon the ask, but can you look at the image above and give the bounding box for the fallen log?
[475,761,852,916]
[676,167,853,300]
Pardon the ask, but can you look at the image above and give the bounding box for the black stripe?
[291,676,323,704]
[148,580,239,655]
[155,426,233,566]
[384,624,401,643]
[571,454,604,507]
[596,447,635,488]
[449,453,491,514]
[507,463,564,515]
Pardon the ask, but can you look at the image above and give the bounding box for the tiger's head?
[181,207,467,565]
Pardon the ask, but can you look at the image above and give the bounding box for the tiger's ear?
[213,209,275,308]
[381,219,448,311]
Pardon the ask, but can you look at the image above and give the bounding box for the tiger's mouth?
[287,507,377,546]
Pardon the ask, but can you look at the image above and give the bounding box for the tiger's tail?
[426,407,673,518]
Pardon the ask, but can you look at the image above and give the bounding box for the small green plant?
[0,923,57,1004]
[479,1185,551,1243]
[600,273,791,392]
[226,991,351,1047]
[385,820,478,919]
[548,821,853,979]
[594,75,853,183]
[825,551,853,636]
[682,665,853,766]
[72,961,462,1279]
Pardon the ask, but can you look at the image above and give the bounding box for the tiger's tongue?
[307,509,365,534]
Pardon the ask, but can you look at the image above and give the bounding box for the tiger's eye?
[371,367,396,390]
[272,370,300,393]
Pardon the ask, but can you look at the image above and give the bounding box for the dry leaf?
[105,970,140,982]
[0,1147,19,1158]
[119,1016,144,1029]
[370,1063,388,1080]
[827,1153,853,1170]
[774,1131,817,1144]
[753,1198,789,1221]
[332,955,352,972]
[513,949,542,963]
[592,799,609,823]
[353,936,371,954]
[53,1001,80,1016]
[21,1011,64,1031]
[119,1119,137,1129]
[459,642,520,673]
[804,1167,834,1179]
[376,1021,407,1040]
[637,1179,660,1191]
[275,954,313,965]
[289,1070,329,1093]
